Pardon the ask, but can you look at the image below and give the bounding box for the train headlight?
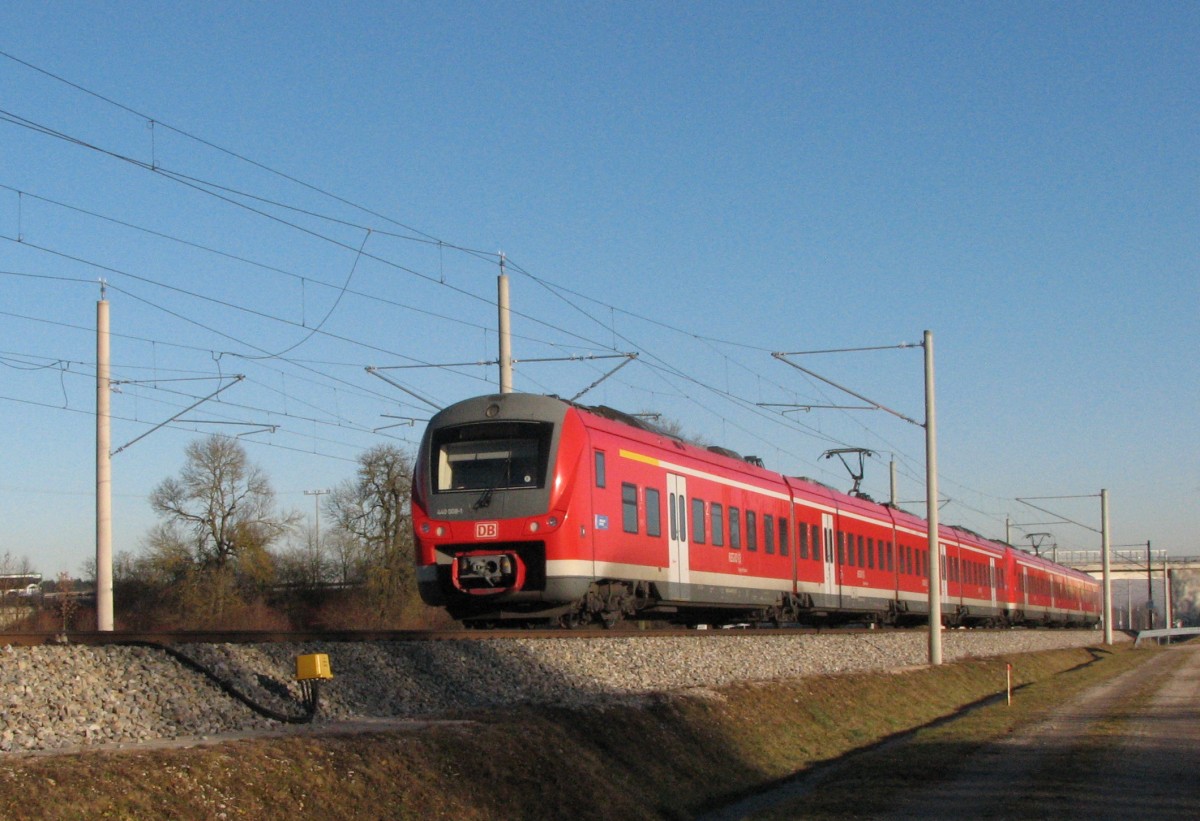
[435,526,446,537]
[529,520,540,532]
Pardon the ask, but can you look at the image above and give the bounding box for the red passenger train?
[413,393,1101,628]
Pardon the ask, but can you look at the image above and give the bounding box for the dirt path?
[701,644,1200,820]
[880,643,1200,820]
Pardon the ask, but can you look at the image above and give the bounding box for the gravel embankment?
[1,630,1116,754]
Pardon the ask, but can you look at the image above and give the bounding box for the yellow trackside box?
[295,653,333,681]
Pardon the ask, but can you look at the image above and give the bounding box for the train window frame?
[729,506,742,549]
[837,532,845,564]
[433,421,553,493]
[846,533,855,566]
[621,483,638,534]
[677,494,687,542]
[646,487,662,537]
[813,525,822,562]
[763,514,775,555]
[778,518,789,557]
[799,521,809,559]
[857,535,865,568]
[711,503,725,547]
[867,537,875,570]
[691,498,706,544]
[595,450,606,489]
[746,510,758,552]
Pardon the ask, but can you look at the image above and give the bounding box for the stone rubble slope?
[0,630,1112,754]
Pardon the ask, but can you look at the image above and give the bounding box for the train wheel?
[558,611,586,629]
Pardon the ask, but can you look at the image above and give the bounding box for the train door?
[789,510,799,595]
[821,512,836,600]
[666,473,690,597]
[988,557,997,608]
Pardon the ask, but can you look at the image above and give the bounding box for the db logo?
[475,522,499,539]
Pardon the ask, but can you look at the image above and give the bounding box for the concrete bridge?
[1046,549,1200,630]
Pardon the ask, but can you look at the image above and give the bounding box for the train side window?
[691,498,706,544]
[646,488,662,537]
[799,522,809,559]
[711,503,725,547]
[594,450,606,488]
[746,511,758,551]
[857,535,865,568]
[837,532,845,564]
[729,506,741,549]
[778,518,789,557]
[846,533,855,566]
[764,514,775,555]
[622,483,638,534]
[867,537,875,569]
[813,525,823,562]
[885,540,893,572]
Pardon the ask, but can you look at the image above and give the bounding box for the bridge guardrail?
[1134,627,1200,647]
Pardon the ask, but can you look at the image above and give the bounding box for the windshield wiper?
[473,485,495,510]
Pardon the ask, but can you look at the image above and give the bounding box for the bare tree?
[0,551,35,577]
[275,526,334,589]
[149,435,297,573]
[327,443,416,624]
[325,528,366,586]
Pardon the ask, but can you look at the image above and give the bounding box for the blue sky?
[0,1,1196,579]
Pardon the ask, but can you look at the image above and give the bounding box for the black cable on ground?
[119,640,320,724]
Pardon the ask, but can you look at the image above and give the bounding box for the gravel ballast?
[0,630,1115,754]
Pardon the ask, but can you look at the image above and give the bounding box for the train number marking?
[475,522,499,539]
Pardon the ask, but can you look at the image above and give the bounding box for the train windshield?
[432,421,553,492]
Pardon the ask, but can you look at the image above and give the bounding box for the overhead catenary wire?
[0,50,1044,541]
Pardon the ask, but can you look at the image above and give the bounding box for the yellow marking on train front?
[619,448,661,467]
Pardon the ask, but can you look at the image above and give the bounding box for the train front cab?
[412,394,594,620]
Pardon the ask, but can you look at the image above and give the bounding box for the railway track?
[0,624,1045,647]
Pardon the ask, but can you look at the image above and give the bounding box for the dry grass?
[0,643,1158,821]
